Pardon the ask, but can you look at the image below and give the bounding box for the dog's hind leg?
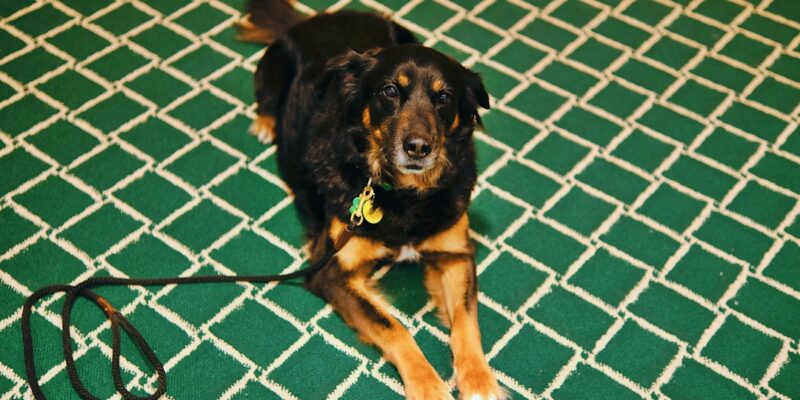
[308,219,453,400]
[251,40,294,143]
[419,214,506,400]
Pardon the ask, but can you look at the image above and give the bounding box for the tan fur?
[395,144,450,191]
[394,165,445,190]
[325,219,451,399]
[398,73,410,87]
[395,115,453,190]
[331,276,450,399]
[394,144,450,191]
[236,17,275,44]
[425,110,437,134]
[418,213,470,254]
[386,98,454,191]
[249,114,276,143]
[327,214,499,398]
[330,219,390,271]
[359,315,450,400]
[423,267,450,328]
[450,114,459,131]
[445,270,503,400]
[329,217,347,237]
[420,213,505,399]
[432,79,445,92]
[442,258,504,399]
[362,107,371,129]
[366,135,384,179]
[328,218,359,255]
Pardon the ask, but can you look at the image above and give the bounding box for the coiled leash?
[21,180,388,400]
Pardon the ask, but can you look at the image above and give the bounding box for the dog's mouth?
[393,151,436,175]
[396,162,426,174]
[383,147,448,190]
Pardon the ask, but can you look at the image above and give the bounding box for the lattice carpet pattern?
[1,0,800,398]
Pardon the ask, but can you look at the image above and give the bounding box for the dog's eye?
[383,85,398,98]
[437,91,450,103]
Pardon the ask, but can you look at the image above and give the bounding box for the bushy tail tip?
[237,0,304,44]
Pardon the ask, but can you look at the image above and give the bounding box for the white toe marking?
[249,121,274,144]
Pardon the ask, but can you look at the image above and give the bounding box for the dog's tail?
[238,0,305,45]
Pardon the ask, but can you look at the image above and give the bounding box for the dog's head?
[320,44,489,191]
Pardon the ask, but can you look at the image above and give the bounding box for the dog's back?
[243,3,414,75]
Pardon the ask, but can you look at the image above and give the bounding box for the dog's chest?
[394,244,421,262]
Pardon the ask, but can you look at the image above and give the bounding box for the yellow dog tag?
[362,198,383,224]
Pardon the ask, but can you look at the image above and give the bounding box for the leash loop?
[21,245,341,399]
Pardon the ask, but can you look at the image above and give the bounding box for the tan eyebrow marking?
[450,114,459,130]
[362,107,371,128]
[397,74,409,87]
[432,79,445,92]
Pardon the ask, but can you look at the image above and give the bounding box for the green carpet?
[1,0,800,398]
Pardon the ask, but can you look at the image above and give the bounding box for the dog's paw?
[249,115,276,144]
[457,366,507,400]
[403,370,454,400]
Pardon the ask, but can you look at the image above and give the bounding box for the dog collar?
[378,179,393,191]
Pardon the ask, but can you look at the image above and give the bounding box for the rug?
[1,0,799,399]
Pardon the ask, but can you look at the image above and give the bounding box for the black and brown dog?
[240,1,503,399]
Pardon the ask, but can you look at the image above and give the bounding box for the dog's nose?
[403,137,432,159]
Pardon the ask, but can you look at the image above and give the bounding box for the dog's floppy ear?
[461,68,490,126]
[463,69,490,110]
[316,49,378,109]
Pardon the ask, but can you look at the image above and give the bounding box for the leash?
[20,180,390,399]
[21,244,336,400]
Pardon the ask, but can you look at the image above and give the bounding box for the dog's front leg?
[419,215,505,400]
[308,221,452,400]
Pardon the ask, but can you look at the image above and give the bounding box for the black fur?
[244,1,489,248]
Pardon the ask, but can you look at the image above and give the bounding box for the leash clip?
[349,178,383,226]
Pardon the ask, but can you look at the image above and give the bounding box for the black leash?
[21,245,340,400]
[20,175,383,399]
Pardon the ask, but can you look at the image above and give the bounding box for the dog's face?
[322,45,489,190]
